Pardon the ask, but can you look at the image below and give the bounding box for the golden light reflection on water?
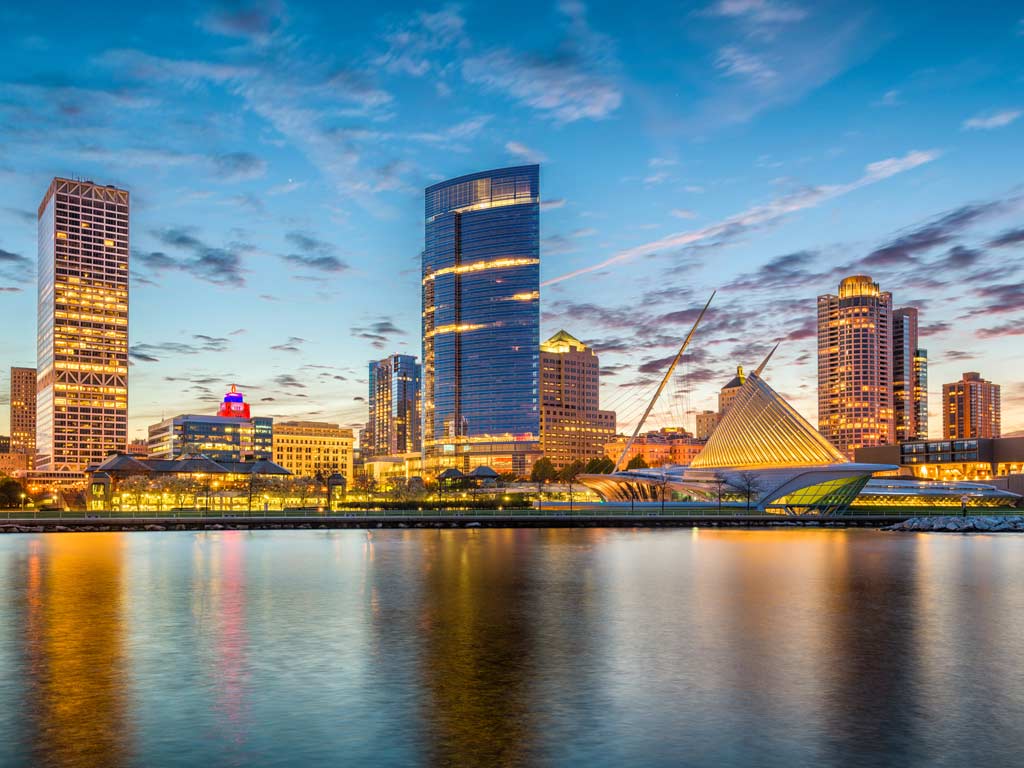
[21,533,129,768]
[414,529,539,766]
[3,528,1024,767]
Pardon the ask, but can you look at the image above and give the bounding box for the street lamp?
[20,492,26,514]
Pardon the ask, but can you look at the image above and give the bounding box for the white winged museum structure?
[579,364,1019,515]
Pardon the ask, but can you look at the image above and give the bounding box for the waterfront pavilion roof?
[91,453,153,474]
[691,372,847,469]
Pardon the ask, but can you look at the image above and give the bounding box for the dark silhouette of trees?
[626,454,649,470]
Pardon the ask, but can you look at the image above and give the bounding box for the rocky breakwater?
[885,515,1024,533]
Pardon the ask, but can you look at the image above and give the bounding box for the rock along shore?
[884,516,1024,533]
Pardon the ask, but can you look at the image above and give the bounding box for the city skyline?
[0,1,1022,441]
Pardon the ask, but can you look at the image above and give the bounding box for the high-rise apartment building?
[422,165,541,476]
[273,421,354,480]
[943,372,1001,439]
[892,308,928,441]
[538,330,615,468]
[366,354,421,457]
[817,275,895,458]
[9,366,36,455]
[36,178,129,471]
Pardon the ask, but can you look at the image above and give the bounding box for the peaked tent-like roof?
[92,453,153,474]
[468,465,499,478]
[172,454,229,474]
[540,329,587,353]
[691,372,848,469]
[218,459,291,476]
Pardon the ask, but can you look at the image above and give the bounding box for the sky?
[0,0,1022,441]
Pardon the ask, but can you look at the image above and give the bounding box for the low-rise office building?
[147,386,272,462]
[856,437,1024,482]
[273,421,354,480]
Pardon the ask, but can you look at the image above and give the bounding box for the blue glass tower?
[423,165,540,476]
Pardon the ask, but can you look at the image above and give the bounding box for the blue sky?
[0,0,1021,440]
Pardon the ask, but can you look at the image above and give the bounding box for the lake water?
[1,528,1023,767]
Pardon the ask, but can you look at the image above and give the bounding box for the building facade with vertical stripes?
[36,178,129,471]
[422,165,540,476]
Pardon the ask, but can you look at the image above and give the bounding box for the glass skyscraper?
[422,165,541,476]
[367,353,421,457]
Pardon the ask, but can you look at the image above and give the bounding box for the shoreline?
[0,511,965,534]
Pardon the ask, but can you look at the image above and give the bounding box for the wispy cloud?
[199,0,285,42]
[373,6,466,77]
[281,231,348,273]
[872,89,901,107]
[462,1,621,123]
[506,141,547,163]
[130,335,231,363]
[543,149,939,285]
[715,46,777,84]
[0,246,33,283]
[352,318,407,350]
[963,109,1021,130]
[136,227,252,286]
[700,0,807,27]
[270,336,307,353]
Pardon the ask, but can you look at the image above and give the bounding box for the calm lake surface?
[1,528,1023,767]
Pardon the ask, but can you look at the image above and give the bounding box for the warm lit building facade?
[695,410,719,440]
[36,178,129,471]
[718,366,747,414]
[0,452,31,475]
[943,372,1000,439]
[604,428,704,468]
[147,386,272,462]
[366,354,421,458]
[273,421,354,480]
[817,275,895,458]
[892,308,928,441]
[422,165,541,476]
[538,330,616,468]
[857,437,1023,482]
[9,367,36,455]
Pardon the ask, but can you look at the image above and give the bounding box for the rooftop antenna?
[613,291,715,473]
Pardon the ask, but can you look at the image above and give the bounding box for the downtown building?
[365,354,421,458]
[943,371,1000,439]
[147,386,272,463]
[817,275,928,459]
[538,330,615,468]
[9,366,36,455]
[36,178,129,471]
[892,308,928,441]
[604,427,704,469]
[694,366,747,439]
[421,165,541,477]
[273,421,354,480]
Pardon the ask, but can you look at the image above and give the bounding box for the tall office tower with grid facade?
[422,165,541,477]
[366,354,421,457]
[36,178,129,471]
[817,275,895,459]
[538,330,615,469]
[943,372,1001,439]
[892,307,928,441]
[9,366,37,455]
